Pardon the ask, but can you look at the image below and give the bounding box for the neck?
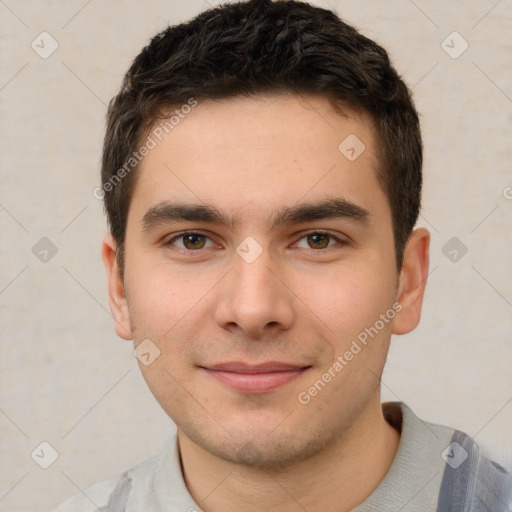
[178,395,400,512]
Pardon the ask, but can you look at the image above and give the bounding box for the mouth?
[199,361,312,393]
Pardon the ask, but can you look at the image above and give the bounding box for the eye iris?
[308,233,329,249]
[183,234,205,249]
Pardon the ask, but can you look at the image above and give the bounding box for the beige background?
[0,1,511,510]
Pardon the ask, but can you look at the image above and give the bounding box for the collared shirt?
[53,401,512,511]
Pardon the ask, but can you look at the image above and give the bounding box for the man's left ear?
[392,227,430,335]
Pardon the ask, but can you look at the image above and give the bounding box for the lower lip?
[203,368,307,393]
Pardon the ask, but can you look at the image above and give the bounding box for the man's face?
[106,93,411,468]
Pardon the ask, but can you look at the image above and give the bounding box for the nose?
[213,243,295,339]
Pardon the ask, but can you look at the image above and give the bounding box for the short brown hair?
[101,0,422,278]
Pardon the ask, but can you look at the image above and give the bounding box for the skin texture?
[102,93,430,512]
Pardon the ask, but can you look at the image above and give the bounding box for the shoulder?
[437,429,512,511]
[384,402,512,510]
[52,455,160,512]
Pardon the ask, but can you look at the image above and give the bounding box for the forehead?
[128,93,387,229]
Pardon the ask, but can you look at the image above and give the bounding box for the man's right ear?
[101,233,133,340]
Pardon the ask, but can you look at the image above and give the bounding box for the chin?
[181,418,338,471]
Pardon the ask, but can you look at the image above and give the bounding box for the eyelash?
[162,230,347,253]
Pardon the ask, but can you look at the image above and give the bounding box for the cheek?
[127,275,175,332]
[125,260,210,334]
[294,262,395,335]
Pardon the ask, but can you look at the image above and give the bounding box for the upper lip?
[202,362,310,373]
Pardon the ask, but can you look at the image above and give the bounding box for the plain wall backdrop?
[0,1,511,510]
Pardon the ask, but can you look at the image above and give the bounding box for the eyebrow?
[140,197,369,233]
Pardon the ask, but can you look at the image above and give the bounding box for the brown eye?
[182,234,206,249]
[295,231,343,250]
[165,232,213,250]
[307,233,331,249]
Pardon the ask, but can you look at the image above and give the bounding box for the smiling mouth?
[199,362,312,393]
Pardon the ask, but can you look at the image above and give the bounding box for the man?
[55,0,512,510]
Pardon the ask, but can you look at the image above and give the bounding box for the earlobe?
[101,233,133,340]
[392,227,430,336]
